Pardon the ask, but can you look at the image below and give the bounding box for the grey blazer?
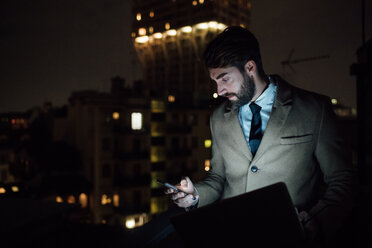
[195,75,356,238]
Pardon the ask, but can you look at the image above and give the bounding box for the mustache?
[222,93,238,98]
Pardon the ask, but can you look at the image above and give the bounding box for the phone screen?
[156,179,182,192]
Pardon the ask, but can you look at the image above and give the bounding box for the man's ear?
[244,60,256,76]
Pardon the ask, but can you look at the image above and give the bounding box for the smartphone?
[156,179,184,192]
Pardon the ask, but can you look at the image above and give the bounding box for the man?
[166,26,356,245]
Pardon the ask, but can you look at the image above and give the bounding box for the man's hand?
[298,211,319,242]
[165,176,199,208]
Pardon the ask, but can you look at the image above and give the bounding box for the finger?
[174,194,197,208]
[164,188,175,194]
[171,191,186,200]
[180,177,188,187]
[185,176,192,186]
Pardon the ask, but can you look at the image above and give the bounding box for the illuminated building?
[132,0,251,217]
[132,0,252,103]
[54,76,152,225]
[0,112,30,196]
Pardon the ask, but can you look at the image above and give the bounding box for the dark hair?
[203,26,266,78]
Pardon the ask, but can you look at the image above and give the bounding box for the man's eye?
[222,77,229,82]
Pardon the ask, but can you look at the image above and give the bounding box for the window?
[204,139,212,148]
[79,193,88,208]
[113,194,120,207]
[205,160,211,171]
[112,112,120,120]
[67,195,76,204]
[0,187,6,194]
[101,194,112,205]
[131,112,143,130]
[136,13,141,21]
[168,95,175,102]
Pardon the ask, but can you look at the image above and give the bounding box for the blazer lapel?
[224,109,253,161]
[253,76,293,161]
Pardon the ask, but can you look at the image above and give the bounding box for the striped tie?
[249,102,262,156]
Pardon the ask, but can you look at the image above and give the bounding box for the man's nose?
[217,84,226,96]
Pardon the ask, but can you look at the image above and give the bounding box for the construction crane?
[281,49,330,72]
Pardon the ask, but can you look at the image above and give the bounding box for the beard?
[229,72,256,109]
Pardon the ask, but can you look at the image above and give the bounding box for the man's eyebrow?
[216,72,228,80]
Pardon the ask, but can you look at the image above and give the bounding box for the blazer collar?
[271,75,293,107]
[221,75,295,161]
[223,74,293,118]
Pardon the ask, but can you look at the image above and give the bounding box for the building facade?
[53,77,212,228]
[132,0,252,103]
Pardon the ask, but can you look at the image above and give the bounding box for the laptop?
[170,182,306,247]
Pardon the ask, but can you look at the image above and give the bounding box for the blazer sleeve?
[194,113,226,207]
[309,97,357,240]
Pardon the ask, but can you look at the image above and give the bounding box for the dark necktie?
[249,102,262,156]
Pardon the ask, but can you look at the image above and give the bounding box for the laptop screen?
[170,182,305,247]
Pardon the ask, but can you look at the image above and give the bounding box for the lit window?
[113,194,120,207]
[168,95,175,102]
[67,195,76,204]
[196,22,208,29]
[205,160,211,171]
[204,139,212,148]
[11,186,19,192]
[56,196,63,203]
[135,36,149,43]
[149,11,154,18]
[181,26,192,33]
[166,29,177,36]
[79,193,88,208]
[199,0,204,3]
[101,194,112,205]
[138,28,146,36]
[124,213,149,229]
[331,98,338,105]
[136,13,141,21]
[192,0,197,6]
[217,23,227,30]
[131,112,143,130]
[0,187,6,194]
[125,217,136,229]
[112,112,120,120]
[165,22,170,30]
[153,32,163,39]
[208,21,218,28]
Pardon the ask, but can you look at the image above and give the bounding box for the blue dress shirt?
[238,82,277,148]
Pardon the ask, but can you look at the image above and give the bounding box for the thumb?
[179,176,194,193]
[184,176,193,188]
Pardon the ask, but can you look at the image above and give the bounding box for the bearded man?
[166,26,356,247]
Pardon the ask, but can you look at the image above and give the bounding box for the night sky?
[1,0,371,113]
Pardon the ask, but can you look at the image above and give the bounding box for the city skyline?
[1,0,372,113]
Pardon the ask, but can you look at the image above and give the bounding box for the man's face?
[209,66,256,108]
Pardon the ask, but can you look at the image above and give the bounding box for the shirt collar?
[253,82,277,108]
